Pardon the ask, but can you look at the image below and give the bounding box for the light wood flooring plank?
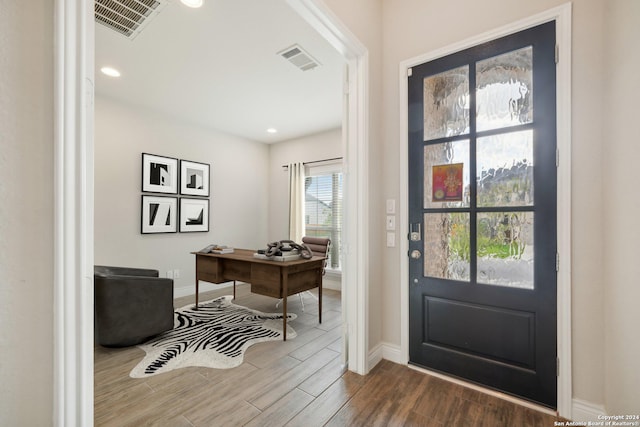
[243,326,326,369]
[288,325,342,361]
[247,348,340,410]
[286,371,368,427]
[244,388,315,427]
[297,354,347,397]
[183,356,302,426]
[187,399,261,427]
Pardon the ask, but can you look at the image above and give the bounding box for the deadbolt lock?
[410,223,422,241]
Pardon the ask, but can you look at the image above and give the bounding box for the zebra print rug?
[129,296,296,378]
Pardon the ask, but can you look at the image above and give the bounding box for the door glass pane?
[424,212,470,281]
[424,140,470,209]
[477,212,534,289]
[424,65,470,140]
[476,47,533,132]
[477,130,533,207]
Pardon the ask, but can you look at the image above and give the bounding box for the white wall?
[95,96,269,296]
[268,128,343,291]
[0,0,54,424]
[602,0,640,415]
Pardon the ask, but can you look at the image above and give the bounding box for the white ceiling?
[95,0,344,143]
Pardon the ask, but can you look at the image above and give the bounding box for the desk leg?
[319,274,322,324]
[282,273,288,341]
[194,279,199,310]
[233,280,236,300]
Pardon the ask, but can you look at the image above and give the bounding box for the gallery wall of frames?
[141,153,210,234]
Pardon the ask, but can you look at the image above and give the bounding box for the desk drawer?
[196,256,223,283]
[251,264,282,298]
[287,269,320,295]
[223,259,251,283]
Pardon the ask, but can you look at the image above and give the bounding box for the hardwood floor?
[95,283,566,426]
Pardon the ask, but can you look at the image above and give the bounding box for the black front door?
[408,22,557,408]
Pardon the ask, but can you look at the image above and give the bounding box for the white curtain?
[288,162,305,242]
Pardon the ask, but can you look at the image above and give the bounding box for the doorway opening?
[54,0,369,424]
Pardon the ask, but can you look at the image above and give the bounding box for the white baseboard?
[572,398,607,422]
[368,343,384,369]
[369,342,404,370]
[174,281,234,299]
[322,276,341,291]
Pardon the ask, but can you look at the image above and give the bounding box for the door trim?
[286,0,371,375]
[54,1,95,425]
[398,3,572,417]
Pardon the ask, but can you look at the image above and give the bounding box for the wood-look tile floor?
[95,284,566,426]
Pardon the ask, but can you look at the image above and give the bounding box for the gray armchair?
[94,265,174,347]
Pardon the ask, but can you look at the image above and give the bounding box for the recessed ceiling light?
[100,66,121,77]
[267,128,278,134]
[180,0,203,8]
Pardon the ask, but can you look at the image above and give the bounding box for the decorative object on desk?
[129,296,296,378]
[179,197,209,232]
[254,240,312,261]
[141,195,178,234]
[199,244,234,254]
[211,247,234,254]
[180,159,210,197]
[142,153,178,194]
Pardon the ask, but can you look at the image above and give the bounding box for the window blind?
[304,169,342,270]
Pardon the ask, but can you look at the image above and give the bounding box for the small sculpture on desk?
[256,240,313,260]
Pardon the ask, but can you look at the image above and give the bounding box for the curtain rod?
[282,157,343,169]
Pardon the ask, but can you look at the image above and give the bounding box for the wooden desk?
[192,249,325,340]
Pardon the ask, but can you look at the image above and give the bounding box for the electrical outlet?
[166,270,174,279]
[173,269,180,279]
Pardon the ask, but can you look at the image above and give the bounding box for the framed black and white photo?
[179,198,209,232]
[142,153,178,194]
[180,159,210,196]
[141,195,178,234]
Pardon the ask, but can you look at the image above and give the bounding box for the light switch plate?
[386,199,396,214]
[386,232,396,247]
[386,215,396,231]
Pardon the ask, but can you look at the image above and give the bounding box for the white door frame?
[53,1,95,426]
[286,0,370,376]
[398,4,573,418]
[53,0,370,425]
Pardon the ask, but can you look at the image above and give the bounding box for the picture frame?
[432,162,464,202]
[180,159,210,197]
[142,153,178,194]
[141,195,178,234]
[179,198,210,233]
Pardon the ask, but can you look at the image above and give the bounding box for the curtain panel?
[288,162,305,242]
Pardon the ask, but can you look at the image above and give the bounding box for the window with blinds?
[304,168,342,271]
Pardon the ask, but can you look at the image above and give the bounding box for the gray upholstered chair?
[94,265,174,347]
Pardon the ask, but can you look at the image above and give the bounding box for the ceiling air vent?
[95,0,167,39]
[278,44,321,71]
